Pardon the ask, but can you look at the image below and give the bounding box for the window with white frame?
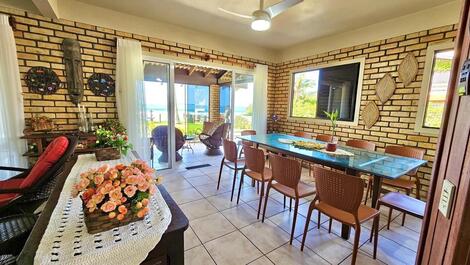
[289,59,364,124]
[416,43,454,134]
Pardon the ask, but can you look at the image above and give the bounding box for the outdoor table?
[238,133,427,240]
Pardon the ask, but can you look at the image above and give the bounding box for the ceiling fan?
[218,0,303,31]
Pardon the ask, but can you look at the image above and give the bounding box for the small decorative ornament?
[376,73,396,104]
[31,116,55,131]
[362,101,380,128]
[25,67,61,95]
[88,73,115,96]
[398,52,419,86]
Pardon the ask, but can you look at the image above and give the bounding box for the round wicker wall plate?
[88,73,115,96]
[376,73,396,104]
[25,67,61,95]
[362,101,380,128]
[398,52,419,86]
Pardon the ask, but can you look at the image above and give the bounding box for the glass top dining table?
[238,133,427,240]
[238,133,427,180]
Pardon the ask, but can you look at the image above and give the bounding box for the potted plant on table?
[72,161,162,234]
[94,120,132,161]
[324,110,339,152]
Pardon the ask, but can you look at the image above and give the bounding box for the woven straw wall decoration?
[362,101,380,128]
[398,52,419,86]
[376,73,396,104]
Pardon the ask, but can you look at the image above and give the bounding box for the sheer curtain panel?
[0,14,26,179]
[116,39,149,162]
[252,64,268,134]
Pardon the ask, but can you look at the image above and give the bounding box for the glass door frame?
[230,71,255,139]
[143,52,254,168]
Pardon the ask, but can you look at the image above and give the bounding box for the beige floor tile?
[221,203,259,229]
[240,220,290,254]
[393,214,422,233]
[247,256,274,265]
[268,210,316,238]
[266,240,329,265]
[195,183,233,197]
[238,186,262,203]
[247,197,285,218]
[184,245,216,265]
[171,187,204,205]
[361,234,417,265]
[191,212,236,243]
[206,191,239,211]
[180,199,218,221]
[378,221,420,251]
[300,226,354,264]
[339,250,386,265]
[184,226,202,251]
[162,178,193,193]
[204,231,263,265]
[187,174,217,186]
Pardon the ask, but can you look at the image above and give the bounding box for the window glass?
[423,50,454,128]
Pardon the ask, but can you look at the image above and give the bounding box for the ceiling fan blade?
[218,8,253,19]
[265,0,303,18]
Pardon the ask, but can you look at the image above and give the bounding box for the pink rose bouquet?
[73,160,162,221]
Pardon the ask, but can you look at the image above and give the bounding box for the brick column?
[209,85,221,122]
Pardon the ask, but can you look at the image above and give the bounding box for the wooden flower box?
[95,147,121,161]
[83,202,143,234]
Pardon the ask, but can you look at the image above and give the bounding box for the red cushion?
[20,136,69,189]
[0,178,24,190]
[0,193,20,207]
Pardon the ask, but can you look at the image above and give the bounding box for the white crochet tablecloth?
[34,154,172,265]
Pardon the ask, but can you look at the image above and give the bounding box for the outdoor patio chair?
[150,126,185,163]
[0,136,77,212]
[198,121,230,155]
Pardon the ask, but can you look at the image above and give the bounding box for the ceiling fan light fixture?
[251,10,271,31]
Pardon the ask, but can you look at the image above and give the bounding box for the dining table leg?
[370,176,382,208]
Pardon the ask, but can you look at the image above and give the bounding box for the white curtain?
[116,39,149,162]
[252,64,268,134]
[0,14,26,179]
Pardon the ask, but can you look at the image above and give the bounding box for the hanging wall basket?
[376,73,396,104]
[362,101,380,128]
[398,53,419,86]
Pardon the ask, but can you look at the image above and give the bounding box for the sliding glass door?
[232,73,254,137]
[143,61,174,170]
[175,84,209,136]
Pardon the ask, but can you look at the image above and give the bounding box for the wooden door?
[418,0,470,264]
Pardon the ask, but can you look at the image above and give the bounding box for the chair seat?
[271,181,315,198]
[382,178,415,190]
[379,192,425,218]
[316,202,380,226]
[224,159,245,170]
[0,179,24,191]
[0,194,20,208]
[245,168,272,182]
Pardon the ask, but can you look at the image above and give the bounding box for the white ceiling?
[76,0,454,49]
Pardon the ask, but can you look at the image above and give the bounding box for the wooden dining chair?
[377,192,425,230]
[301,166,380,265]
[316,134,333,142]
[294,131,313,138]
[238,130,257,158]
[346,139,376,203]
[346,139,376,151]
[237,145,272,218]
[218,139,245,201]
[365,145,425,205]
[262,154,316,244]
